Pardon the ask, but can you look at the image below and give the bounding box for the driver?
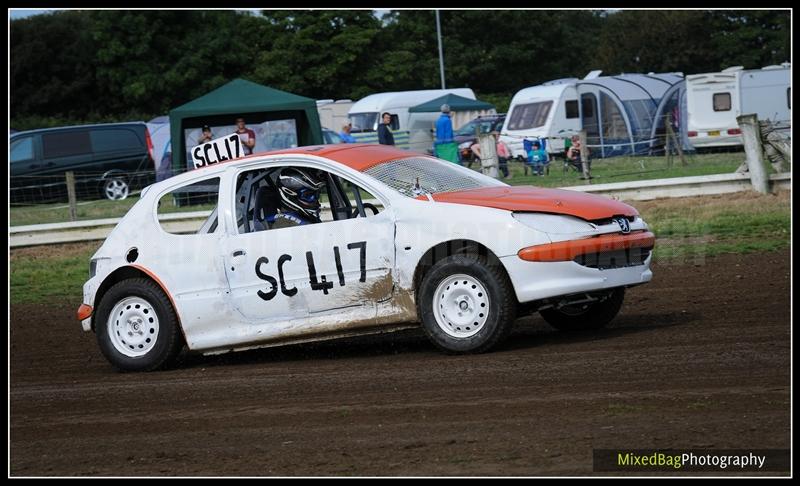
[267,167,325,229]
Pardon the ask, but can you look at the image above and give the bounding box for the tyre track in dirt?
[10,250,790,476]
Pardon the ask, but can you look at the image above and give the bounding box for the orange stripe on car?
[131,264,178,314]
[518,231,656,262]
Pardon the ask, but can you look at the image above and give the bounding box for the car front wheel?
[418,254,516,353]
[95,278,185,371]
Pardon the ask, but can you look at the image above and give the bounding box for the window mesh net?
[363,157,493,197]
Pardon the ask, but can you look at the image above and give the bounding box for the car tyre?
[540,288,625,331]
[418,254,516,353]
[96,278,185,372]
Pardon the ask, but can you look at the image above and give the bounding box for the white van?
[686,64,790,149]
[348,88,476,152]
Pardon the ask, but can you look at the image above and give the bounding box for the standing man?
[434,104,458,163]
[235,117,256,155]
[377,112,395,146]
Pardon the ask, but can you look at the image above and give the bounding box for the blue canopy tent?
[575,73,683,157]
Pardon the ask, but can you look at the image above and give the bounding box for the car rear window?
[42,130,91,159]
[157,177,220,235]
[91,128,143,152]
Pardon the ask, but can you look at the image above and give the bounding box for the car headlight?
[512,212,597,234]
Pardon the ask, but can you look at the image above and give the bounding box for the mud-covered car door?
[223,165,395,321]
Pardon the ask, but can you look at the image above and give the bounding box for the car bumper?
[80,278,100,332]
[500,252,653,304]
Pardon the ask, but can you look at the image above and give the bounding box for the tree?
[11,12,97,121]
[595,10,720,74]
[708,10,791,69]
[250,11,382,99]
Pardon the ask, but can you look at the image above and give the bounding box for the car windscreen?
[324,130,343,144]
[10,136,34,163]
[507,101,553,130]
[363,156,504,198]
[349,112,378,133]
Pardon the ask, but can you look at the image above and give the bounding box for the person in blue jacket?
[527,140,549,176]
[339,122,357,143]
[434,104,459,163]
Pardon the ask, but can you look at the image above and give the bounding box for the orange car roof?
[262,143,421,172]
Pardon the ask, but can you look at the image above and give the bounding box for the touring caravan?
[316,99,354,132]
[348,88,476,152]
[499,78,582,159]
[686,64,791,149]
[502,71,684,159]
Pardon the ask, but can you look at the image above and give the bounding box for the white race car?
[77,144,655,371]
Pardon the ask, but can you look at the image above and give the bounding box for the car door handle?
[232,249,246,257]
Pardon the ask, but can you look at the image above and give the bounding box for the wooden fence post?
[579,129,591,180]
[478,132,499,178]
[737,114,770,194]
[665,112,687,166]
[65,171,78,221]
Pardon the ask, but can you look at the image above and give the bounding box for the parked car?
[78,144,655,371]
[10,122,155,203]
[322,128,344,144]
[454,114,506,166]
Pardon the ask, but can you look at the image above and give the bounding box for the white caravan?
[348,88,476,152]
[686,63,791,149]
[499,78,583,159]
[316,99,354,132]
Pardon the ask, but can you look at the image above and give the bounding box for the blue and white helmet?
[276,168,324,222]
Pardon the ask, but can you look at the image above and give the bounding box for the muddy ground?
[10,250,791,476]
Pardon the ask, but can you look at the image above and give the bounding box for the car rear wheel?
[103,177,129,200]
[418,254,515,353]
[95,278,184,371]
[539,288,625,331]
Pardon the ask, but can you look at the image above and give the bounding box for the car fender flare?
[93,265,185,343]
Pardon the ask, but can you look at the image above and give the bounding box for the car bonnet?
[428,186,638,221]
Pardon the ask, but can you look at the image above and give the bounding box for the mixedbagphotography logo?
[593,449,790,473]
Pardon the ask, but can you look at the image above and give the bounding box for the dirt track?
[10,250,790,476]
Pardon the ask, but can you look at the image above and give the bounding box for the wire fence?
[10,170,156,207]
[9,114,790,227]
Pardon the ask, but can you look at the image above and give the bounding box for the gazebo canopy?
[169,78,322,173]
[409,93,495,113]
